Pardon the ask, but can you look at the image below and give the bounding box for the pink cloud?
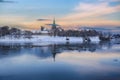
[57,1,120,27]
[62,2,120,20]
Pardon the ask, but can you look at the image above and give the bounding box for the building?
[50,18,63,36]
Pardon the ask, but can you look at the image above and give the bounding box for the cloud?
[0,15,27,22]
[37,19,51,21]
[45,24,60,26]
[0,15,29,29]
[63,2,120,20]
[59,0,120,26]
[99,0,120,2]
[0,0,14,3]
[81,0,120,3]
[0,0,4,2]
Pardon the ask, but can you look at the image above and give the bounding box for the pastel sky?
[0,0,120,30]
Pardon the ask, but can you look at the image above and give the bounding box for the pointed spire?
[53,17,56,25]
[52,17,56,29]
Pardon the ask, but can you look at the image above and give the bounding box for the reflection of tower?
[52,51,56,62]
[51,44,57,62]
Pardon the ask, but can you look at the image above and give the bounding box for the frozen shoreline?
[0,36,100,43]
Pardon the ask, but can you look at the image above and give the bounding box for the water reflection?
[0,41,120,80]
[0,41,119,59]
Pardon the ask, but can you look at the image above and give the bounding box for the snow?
[89,36,100,43]
[0,35,100,43]
[36,36,83,43]
[0,37,38,43]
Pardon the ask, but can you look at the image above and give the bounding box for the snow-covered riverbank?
[0,36,100,43]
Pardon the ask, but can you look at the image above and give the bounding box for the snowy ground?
[0,35,100,43]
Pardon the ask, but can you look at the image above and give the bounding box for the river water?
[0,41,120,80]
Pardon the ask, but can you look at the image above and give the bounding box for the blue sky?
[0,0,78,17]
[0,0,120,29]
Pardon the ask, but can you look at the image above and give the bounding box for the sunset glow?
[0,0,120,29]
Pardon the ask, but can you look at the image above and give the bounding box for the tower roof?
[53,18,56,24]
[52,18,57,29]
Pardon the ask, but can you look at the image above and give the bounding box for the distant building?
[50,18,63,36]
[50,18,57,36]
[32,18,63,36]
[39,26,50,35]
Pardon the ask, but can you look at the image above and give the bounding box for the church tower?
[51,18,58,36]
[52,18,57,30]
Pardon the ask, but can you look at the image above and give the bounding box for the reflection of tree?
[99,41,112,49]
[0,43,22,55]
[49,43,99,61]
[0,41,114,60]
[52,43,99,52]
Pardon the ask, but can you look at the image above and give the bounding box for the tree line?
[0,26,33,39]
[1,26,118,39]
